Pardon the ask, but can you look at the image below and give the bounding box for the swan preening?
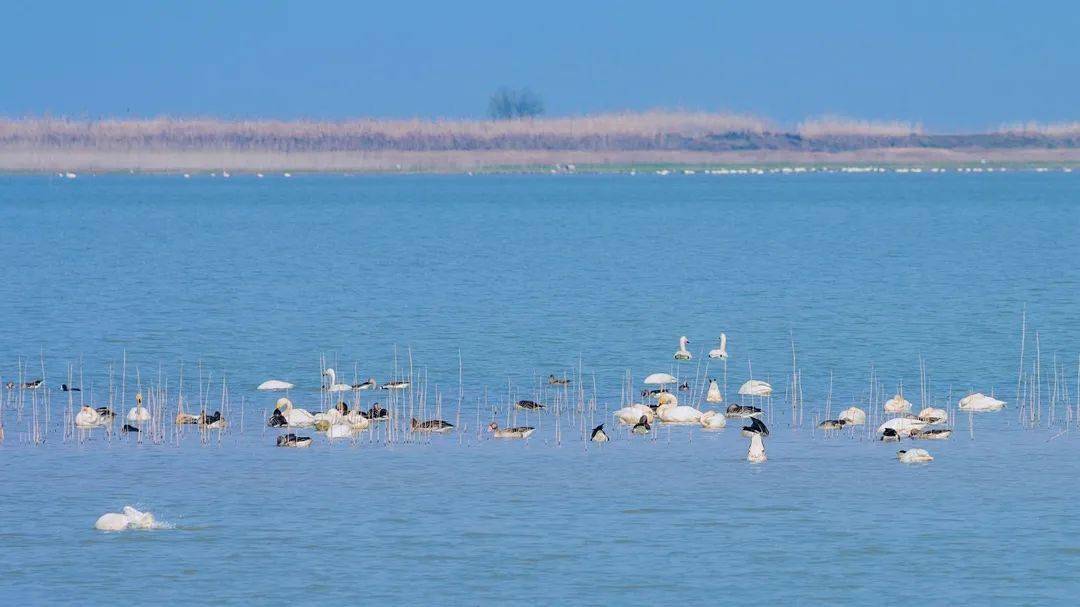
[708,333,728,360]
[738,380,773,397]
[838,407,866,425]
[257,379,294,391]
[95,506,158,531]
[883,393,913,413]
[674,336,692,360]
[706,379,723,403]
[897,448,933,464]
[488,422,535,439]
[270,398,315,427]
[699,410,727,429]
[76,405,110,428]
[958,393,1006,412]
[614,404,655,425]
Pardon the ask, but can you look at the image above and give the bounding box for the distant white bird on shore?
[674,336,692,360]
[708,334,728,359]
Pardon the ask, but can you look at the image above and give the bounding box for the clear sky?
[2,0,1078,130]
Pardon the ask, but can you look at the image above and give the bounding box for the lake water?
[2,172,1079,604]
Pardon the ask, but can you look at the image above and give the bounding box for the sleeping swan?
[655,401,703,424]
[837,406,867,425]
[897,449,933,464]
[699,410,727,429]
[613,404,655,425]
[738,380,772,397]
[958,393,1006,412]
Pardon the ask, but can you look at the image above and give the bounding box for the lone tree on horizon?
[487,87,545,120]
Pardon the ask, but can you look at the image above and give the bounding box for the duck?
[738,380,773,397]
[23,379,42,390]
[699,410,727,429]
[487,422,535,439]
[274,398,316,427]
[94,506,157,531]
[678,382,690,392]
[917,407,948,424]
[516,400,545,410]
[883,393,913,413]
[126,393,151,422]
[706,379,723,403]
[365,403,389,421]
[314,402,349,424]
[276,433,313,448]
[257,379,294,391]
[61,384,81,392]
[322,368,352,393]
[747,433,767,463]
[674,336,692,360]
[725,404,763,419]
[345,409,372,430]
[741,417,770,438]
[175,411,201,425]
[877,417,928,438]
[548,375,572,386]
[818,419,847,431]
[95,407,116,420]
[381,380,411,390]
[3,381,13,390]
[613,404,655,425]
[632,415,651,435]
[411,418,454,433]
[655,401,703,424]
[897,448,933,463]
[199,411,225,429]
[880,428,901,442]
[590,424,609,442]
[267,408,288,428]
[958,393,1006,412]
[352,378,377,390]
[641,388,670,399]
[121,424,140,433]
[75,405,105,428]
[910,428,952,440]
[837,406,867,425]
[708,333,729,359]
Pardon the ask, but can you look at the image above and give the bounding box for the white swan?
[655,392,679,406]
[674,336,692,360]
[276,398,316,427]
[345,410,372,430]
[706,379,723,403]
[126,393,150,422]
[883,393,913,413]
[257,379,294,391]
[838,406,867,425]
[958,393,1006,412]
[917,407,948,424]
[95,506,157,531]
[699,410,727,429]
[738,380,773,397]
[613,404,656,425]
[75,405,106,428]
[644,372,677,385]
[324,422,354,439]
[897,448,933,464]
[708,333,728,359]
[655,401,703,424]
[747,433,767,463]
[877,417,928,437]
[322,368,352,393]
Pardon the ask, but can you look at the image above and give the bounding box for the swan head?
[275,397,292,411]
[679,336,690,346]
[135,392,143,405]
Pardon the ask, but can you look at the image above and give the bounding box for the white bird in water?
[257,379,294,391]
[127,393,150,423]
[488,422,535,439]
[883,393,913,413]
[706,379,723,403]
[674,336,692,360]
[322,368,352,393]
[699,410,727,429]
[274,398,315,427]
[877,417,928,437]
[613,404,655,425]
[738,380,773,397]
[747,433,767,463]
[75,405,107,428]
[655,401,703,424]
[708,333,728,359]
[95,506,157,531]
[897,448,933,464]
[958,393,1006,412]
[590,424,609,442]
[838,406,867,425]
[917,407,948,424]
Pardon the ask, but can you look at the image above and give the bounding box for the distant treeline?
[2,112,1079,153]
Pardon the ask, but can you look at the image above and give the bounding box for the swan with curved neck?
[674,336,692,360]
[275,397,316,427]
[322,368,352,393]
[708,334,728,359]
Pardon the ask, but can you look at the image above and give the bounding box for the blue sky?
[2,0,1077,130]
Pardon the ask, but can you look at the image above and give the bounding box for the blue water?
[2,173,1079,604]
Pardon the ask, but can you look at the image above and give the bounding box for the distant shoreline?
[3,113,1079,172]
